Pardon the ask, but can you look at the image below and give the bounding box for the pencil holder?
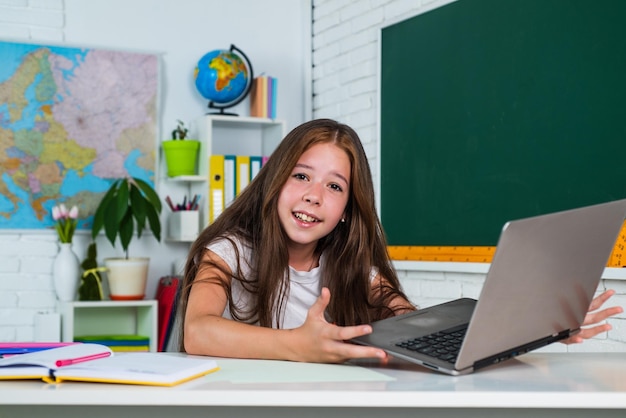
[168,211,200,241]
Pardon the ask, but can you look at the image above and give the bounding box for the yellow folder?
[235,155,250,195]
[209,154,225,223]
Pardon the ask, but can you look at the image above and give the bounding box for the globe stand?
[201,44,254,117]
[206,102,240,117]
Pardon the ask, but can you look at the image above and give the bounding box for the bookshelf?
[165,115,286,242]
[58,300,158,352]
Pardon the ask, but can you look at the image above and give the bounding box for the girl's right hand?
[287,287,388,363]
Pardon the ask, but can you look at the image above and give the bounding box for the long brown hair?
[179,119,410,350]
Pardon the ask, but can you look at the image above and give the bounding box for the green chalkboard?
[381,0,626,246]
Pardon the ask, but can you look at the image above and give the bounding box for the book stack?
[74,335,150,352]
[208,153,269,223]
[250,75,277,119]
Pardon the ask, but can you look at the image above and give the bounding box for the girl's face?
[277,142,351,253]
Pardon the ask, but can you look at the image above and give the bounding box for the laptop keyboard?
[395,324,468,364]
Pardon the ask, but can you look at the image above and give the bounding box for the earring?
[341,218,346,223]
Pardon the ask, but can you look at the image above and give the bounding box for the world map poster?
[0,41,158,230]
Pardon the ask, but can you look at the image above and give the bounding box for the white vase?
[53,243,80,302]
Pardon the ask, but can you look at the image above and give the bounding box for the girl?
[180,119,621,363]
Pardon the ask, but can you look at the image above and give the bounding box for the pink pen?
[55,351,111,367]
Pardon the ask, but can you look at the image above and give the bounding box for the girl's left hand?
[561,289,623,344]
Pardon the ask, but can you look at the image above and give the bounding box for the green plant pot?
[163,140,200,177]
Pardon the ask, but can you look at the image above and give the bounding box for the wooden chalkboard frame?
[380,0,626,253]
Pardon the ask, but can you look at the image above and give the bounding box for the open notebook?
[0,343,219,386]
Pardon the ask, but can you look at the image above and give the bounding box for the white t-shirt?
[207,236,321,329]
[206,236,377,329]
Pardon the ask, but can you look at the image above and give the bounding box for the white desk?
[1,353,625,417]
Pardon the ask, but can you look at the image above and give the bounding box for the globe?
[194,45,254,115]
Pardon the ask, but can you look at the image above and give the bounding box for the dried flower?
[52,204,79,243]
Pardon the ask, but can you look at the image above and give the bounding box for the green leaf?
[119,210,134,254]
[129,185,147,238]
[134,178,162,213]
[103,198,120,247]
[115,179,130,225]
[91,176,162,257]
[145,203,161,241]
[91,185,118,239]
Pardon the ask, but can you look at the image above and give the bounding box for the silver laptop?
[353,199,626,375]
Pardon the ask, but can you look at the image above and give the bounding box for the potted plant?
[163,120,201,177]
[91,177,162,300]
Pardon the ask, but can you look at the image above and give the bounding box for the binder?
[154,276,181,352]
[209,154,225,223]
[235,155,250,195]
[250,155,262,180]
[224,155,236,207]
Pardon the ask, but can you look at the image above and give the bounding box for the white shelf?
[166,175,206,182]
[163,115,286,242]
[58,300,158,352]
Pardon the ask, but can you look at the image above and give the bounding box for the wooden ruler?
[388,221,626,266]
[387,246,496,263]
[608,221,626,267]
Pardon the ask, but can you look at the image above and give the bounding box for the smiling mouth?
[294,212,320,223]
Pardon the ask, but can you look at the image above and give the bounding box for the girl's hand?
[562,289,623,344]
[288,287,387,363]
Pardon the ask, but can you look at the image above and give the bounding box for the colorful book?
[109,346,150,352]
[0,343,219,386]
[266,76,272,118]
[270,76,278,119]
[250,75,277,118]
[250,77,263,117]
[74,335,150,347]
[261,76,269,117]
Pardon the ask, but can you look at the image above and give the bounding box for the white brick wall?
[0,0,64,41]
[0,0,67,342]
[311,0,626,352]
[0,233,59,341]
